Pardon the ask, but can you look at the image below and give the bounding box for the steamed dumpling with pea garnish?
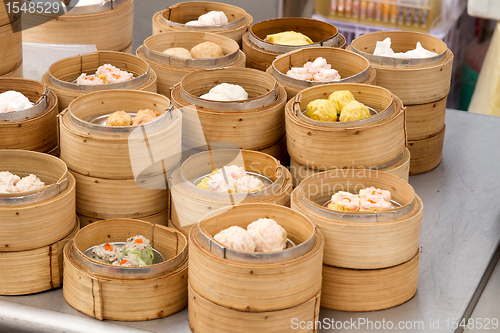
[339,101,370,122]
[247,218,287,253]
[190,42,224,59]
[305,99,337,122]
[328,90,356,115]
[214,226,256,253]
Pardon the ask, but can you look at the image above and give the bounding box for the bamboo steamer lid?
[0,218,79,295]
[289,148,411,187]
[291,170,422,269]
[189,203,324,312]
[189,285,321,333]
[59,90,182,180]
[137,31,245,98]
[78,210,169,228]
[0,150,76,252]
[409,125,446,175]
[171,67,287,152]
[0,0,20,26]
[242,18,346,71]
[152,1,253,45]
[169,149,293,236]
[0,79,59,152]
[22,0,134,51]
[322,251,419,311]
[63,219,188,321]
[42,51,157,111]
[406,97,447,141]
[286,83,407,169]
[268,46,376,100]
[0,17,22,76]
[350,31,453,105]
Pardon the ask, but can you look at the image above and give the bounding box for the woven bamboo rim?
[286,83,406,169]
[291,170,422,269]
[0,80,59,152]
[78,210,169,228]
[189,203,324,312]
[0,62,23,78]
[59,90,181,180]
[43,51,157,111]
[321,251,419,311]
[189,284,321,333]
[242,30,346,72]
[0,158,75,252]
[269,47,376,101]
[407,97,447,141]
[22,0,134,51]
[169,149,293,236]
[152,1,253,45]
[71,170,169,219]
[171,69,286,151]
[409,124,446,175]
[0,17,22,76]
[289,147,410,187]
[137,31,245,98]
[0,217,79,295]
[63,219,188,321]
[0,0,20,26]
[350,31,453,105]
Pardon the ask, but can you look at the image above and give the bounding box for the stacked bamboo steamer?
[42,51,157,111]
[286,83,410,187]
[351,31,453,174]
[0,78,59,153]
[0,150,78,295]
[268,47,377,101]
[0,8,22,78]
[137,31,246,98]
[152,1,253,46]
[63,219,188,320]
[22,0,134,52]
[59,90,182,226]
[171,67,288,162]
[291,171,423,311]
[189,203,324,332]
[169,149,293,236]
[243,18,346,71]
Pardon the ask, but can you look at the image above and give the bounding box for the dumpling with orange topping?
[328,191,360,212]
[91,242,121,264]
[359,197,392,211]
[359,186,391,202]
[121,235,154,265]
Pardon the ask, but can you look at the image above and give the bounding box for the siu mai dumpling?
[132,109,161,126]
[359,186,391,202]
[266,31,313,46]
[305,99,337,122]
[328,191,360,212]
[360,197,392,211]
[106,111,132,126]
[247,218,287,252]
[214,226,256,252]
[328,90,356,114]
[339,101,370,122]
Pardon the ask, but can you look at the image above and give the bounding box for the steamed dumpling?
[190,42,224,59]
[200,83,248,101]
[106,111,132,127]
[328,191,360,212]
[132,109,161,126]
[328,90,356,114]
[247,218,287,253]
[305,99,337,122]
[214,226,256,252]
[267,31,313,46]
[163,47,192,59]
[339,101,370,122]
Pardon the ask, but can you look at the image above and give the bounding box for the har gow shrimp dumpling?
[106,111,132,127]
[162,47,192,59]
[190,42,224,59]
[214,226,256,253]
[247,218,287,253]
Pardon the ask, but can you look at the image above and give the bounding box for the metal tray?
[0,175,69,208]
[84,242,165,265]
[0,92,49,122]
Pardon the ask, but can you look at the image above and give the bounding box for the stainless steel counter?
[1,110,499,333]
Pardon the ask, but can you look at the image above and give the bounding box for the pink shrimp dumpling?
[76,73,105,85]
[246,218,287,252]
[214,226,256,252]
[359,186,391,202]
[328,191,361,212]
[15,174,45,192]
[360,197,392,211]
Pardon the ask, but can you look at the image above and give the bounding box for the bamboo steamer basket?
[322,251,419,311]
[63,219,188,321]
[350,31,454,105]
[0,62,23,78]
[78,210,169,228]
[137,31,246,98]
[0,0,20,26]
[289,148,411,187]
[242,18,346,71]
[409,125,446,175]
[0,219,79,295]
[71,171,169,220]
[189,203,324,312]
[269,47,376,100]
[0,79,59,152]
[406,97,447,141]
[0,150,76,252]
[291,170,422,269]
[171,67,286,151]
[0,17,22,76]
[59,90,182,179]
[120,43,133,54]
[170,149,293,236]
[152,1,253,46]
[22,0,134,51]
[189,285,321,333]
[286,83,407,169]
[42,51,157,111]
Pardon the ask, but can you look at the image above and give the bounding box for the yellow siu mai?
[328,90,356,114]
[266,31,313,46]
[339,100,370,122]
[305,99,337,122]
